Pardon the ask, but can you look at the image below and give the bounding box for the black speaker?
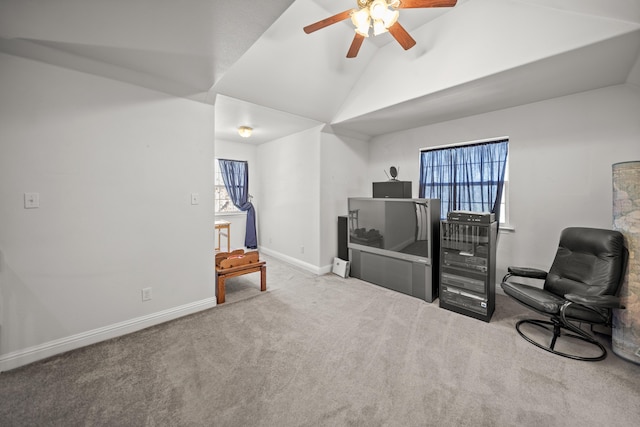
[373,181,412,198]
[338,216,348,261]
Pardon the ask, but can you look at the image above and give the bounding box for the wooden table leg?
[260,264,267,292]
[216,261,265,305]
[217,276,226,304]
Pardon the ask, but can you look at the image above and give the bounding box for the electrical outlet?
[142,287,152,301]
[24,192,40,209]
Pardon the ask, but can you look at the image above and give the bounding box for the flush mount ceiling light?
[238,126,253,138]
[304,0,457,58]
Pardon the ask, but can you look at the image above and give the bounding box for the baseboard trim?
[259,247,333,276]
[0,297,217,372]
[318,264,333,275]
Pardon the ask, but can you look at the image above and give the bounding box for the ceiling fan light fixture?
[369,0,388,20]
[373,19,387,36]
[369,0,398,32]
[238,126,253,138]
[382,9,399,28]
[351,9,371,36]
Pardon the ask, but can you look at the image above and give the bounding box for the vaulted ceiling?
[2,0,640,144]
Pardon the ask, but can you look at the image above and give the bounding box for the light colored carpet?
[1,255,639,426]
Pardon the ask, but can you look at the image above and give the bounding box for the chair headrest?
[559,227,625,256]
[546,227,627,298]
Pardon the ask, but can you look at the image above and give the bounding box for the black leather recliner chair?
[501,227,628,361]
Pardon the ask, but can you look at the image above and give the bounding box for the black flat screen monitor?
[347,197,435,264]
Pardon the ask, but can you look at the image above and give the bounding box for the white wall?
[256,126,323,272]
[0,53,216,370]
[319,131,370,270]
[368,84,640,279]
[251,127,370,274]
[213,139,258,251]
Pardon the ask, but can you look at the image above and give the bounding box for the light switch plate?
[191,193,199,205]
[24,192,40,209]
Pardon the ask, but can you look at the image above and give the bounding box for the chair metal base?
[515,318,607,361]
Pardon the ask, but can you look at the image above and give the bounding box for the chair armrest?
[564,294,624,309]
[506,266,548,280]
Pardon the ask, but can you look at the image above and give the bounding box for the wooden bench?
[215,250,266,304]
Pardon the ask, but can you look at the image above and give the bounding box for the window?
[419,138,509,224]
[214,159,240,214]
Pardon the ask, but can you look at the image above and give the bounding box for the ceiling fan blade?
[346,33,365,58]
[303,9,353,34]
[396,0,457,8]
[388,22,416,50]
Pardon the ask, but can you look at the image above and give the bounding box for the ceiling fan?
[303,0,457,58]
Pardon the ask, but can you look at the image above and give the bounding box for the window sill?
[215,211,245,217]
[499,224,515,232]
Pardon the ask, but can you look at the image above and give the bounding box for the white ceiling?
[213,0,640,142]
[2,0,640,144]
